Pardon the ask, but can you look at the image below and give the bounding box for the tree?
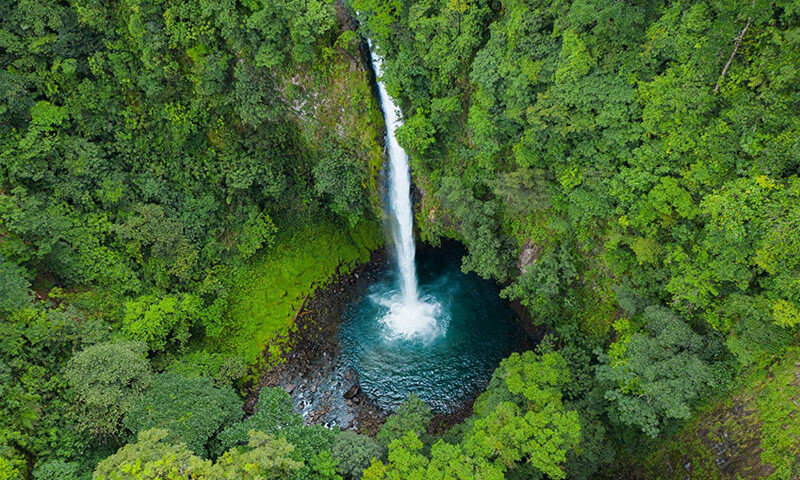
[0,303,109,479]
[501,242,578,322]
[95,428,305,480]
[214,430,304,480]
[331,431,385,480]
[236,209,277,260]
[596,307,726,437]
[116,204,199,287]
[350,0,404,47]
[313,140,369,226]
[165,351,247,389]
[491,168,552,215]
[0,439,24,480]
[214,387,302,455]
[709,294,793,367]
[436,176,510,281]
[377,394,432,447]
[93,429,215,480]
[31,460,80,480]
[463,350,581,479]
[0,260,30,314]
[361,432,429,480]
[122,293,204,352]
[212,387,339,478]
[285,0,336,64]
[124,372,241,457]
[64,341,153,440]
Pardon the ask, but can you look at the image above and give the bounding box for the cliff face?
[220,6,390,362]
[277,6,386,218]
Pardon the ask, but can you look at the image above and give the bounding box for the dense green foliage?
[0,0,384,358]
[331,431,385,480]
[596,308,727,438]
[93,428,304,480]
[2,0,800,478]
[363,351,580,479]
[1,304,113,478]
[65,341,154,441]
[0,0,385,476]
[354,0,800,341]
[123,372,242,456]
[351,0,800,476]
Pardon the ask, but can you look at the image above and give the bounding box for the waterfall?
[371,51,418,303]
[370,45,443,341]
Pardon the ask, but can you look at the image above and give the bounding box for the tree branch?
[292,293,311,324]
[714,16,753,93]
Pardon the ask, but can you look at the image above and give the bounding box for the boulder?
[518,241,542,274]
[343,382,360,399]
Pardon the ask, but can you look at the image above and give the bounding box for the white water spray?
[370,46,443,341]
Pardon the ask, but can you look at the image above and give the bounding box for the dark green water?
[338,247,527,413]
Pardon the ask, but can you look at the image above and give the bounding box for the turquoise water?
[338,248,527,413]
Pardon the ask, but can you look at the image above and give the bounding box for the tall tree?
[65,342,153,440]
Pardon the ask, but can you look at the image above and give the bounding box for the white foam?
[374,293,447,342]
[370,42,443,340]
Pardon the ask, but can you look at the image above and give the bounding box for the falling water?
[370,46,442,340]
[371,51,418,303]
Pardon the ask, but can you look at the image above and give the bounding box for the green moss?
[755,348,800,480]
[222,216,383,362]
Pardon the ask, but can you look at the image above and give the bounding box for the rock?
[344,368,360,384]
[285,383,296,394]
[343,383,360,399]
[518,241,542,274]
[311,385,317,393]
[352,396,360,404]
